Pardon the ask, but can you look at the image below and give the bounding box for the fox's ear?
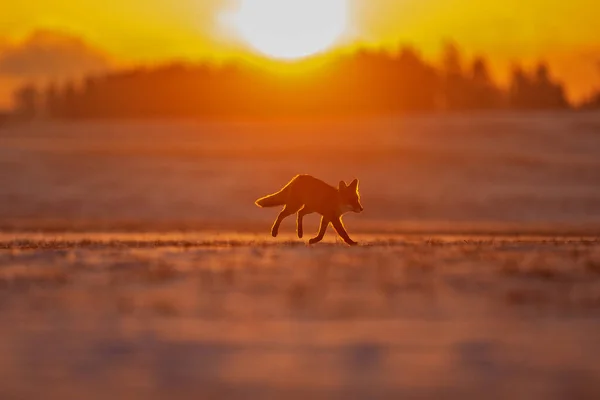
[338,181,347,191]
[349,179,359,191]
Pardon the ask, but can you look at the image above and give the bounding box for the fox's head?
[338,179,364,214]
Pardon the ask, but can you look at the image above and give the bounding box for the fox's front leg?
[309,216,330,245]
[332,217,358,246]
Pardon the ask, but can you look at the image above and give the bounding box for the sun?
[230,0,349,60]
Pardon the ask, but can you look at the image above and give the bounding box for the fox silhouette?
[255,175,363,245]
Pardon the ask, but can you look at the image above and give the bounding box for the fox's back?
[285,175,338,210]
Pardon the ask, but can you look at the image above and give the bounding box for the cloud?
[0,29,112,79]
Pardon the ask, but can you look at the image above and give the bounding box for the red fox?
[255,175,364,245]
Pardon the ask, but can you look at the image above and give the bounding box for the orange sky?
[1,0,599,108]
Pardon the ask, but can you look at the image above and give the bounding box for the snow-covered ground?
[1,113,600,233]
[0,234,599,399]
[1,114,600,398]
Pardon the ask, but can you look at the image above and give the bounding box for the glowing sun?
[230,0,349,60]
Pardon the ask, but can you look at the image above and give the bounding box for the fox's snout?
[350,202,364,213]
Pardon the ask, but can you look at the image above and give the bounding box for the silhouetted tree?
[468,56,503,109]
[509,62,568,110]
[44,83,62,118]
[441,42,470,111]
[13,84,39,119]
[59,82,79,118]
[532,63,568,109]
[396,47,439,111]
[509,65,533,109]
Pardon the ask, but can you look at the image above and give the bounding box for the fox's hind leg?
[296,206,312,238]
[272,204,302,237]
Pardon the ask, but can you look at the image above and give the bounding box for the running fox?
[255,175,364,245]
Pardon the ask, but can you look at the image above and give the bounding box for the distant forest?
[11,44,600,119]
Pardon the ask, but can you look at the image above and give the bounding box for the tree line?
[12,44,582,119]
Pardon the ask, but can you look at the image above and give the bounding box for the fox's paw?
[347,241,359,246]
[308,237,322,245]
[297,230,303,239]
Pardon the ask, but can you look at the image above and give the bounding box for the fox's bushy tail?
[255,190,287,208]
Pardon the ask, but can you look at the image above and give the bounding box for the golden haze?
[0,0,599,107]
